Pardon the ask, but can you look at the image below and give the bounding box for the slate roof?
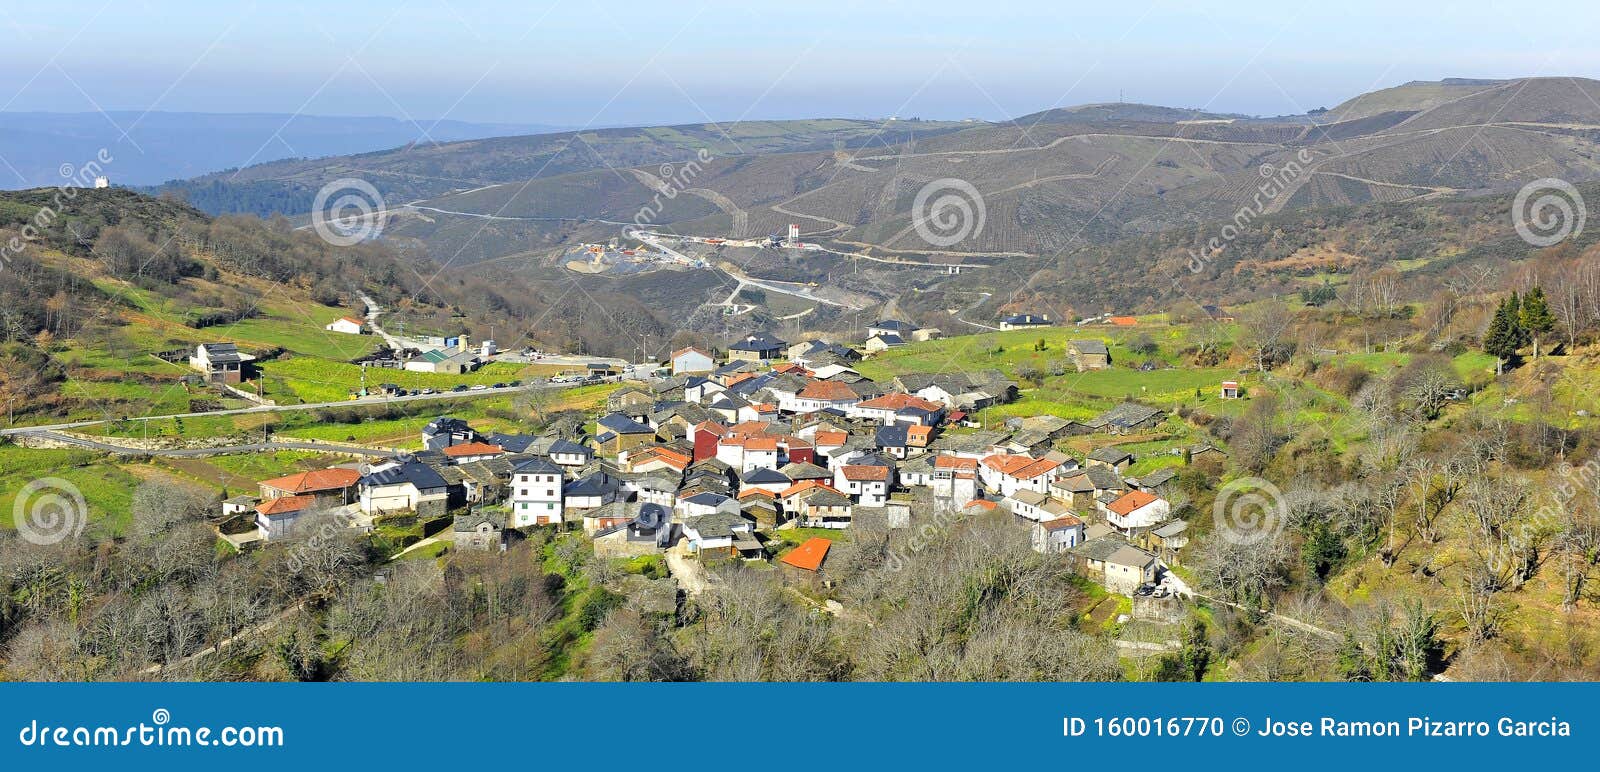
[729,332,788,352]
[361,460,448,491]
[1088,446,1134,464]
[199,342,242,363]
[741,467,793,485]
[1070,339,1109,356]
[598,413,654,435]
[875,424,909,448]
[512,457,564,476]
[1134,468,1178,488]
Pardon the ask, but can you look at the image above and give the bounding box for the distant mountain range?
[44,76,1600,345]
[0,111,567,189]
[152,77,1600,262]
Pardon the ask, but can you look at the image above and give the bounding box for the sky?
[4,0,1600,127]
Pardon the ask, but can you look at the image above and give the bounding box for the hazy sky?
[5,0,1600,126]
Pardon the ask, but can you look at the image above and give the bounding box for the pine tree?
[1520,286,1556,359]
[1483,296,1524,375]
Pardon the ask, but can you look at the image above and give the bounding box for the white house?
[670,347,716,375]
[1100,490,1171,535]
[1032,515,1086,553]
[510,458,565,526]
[324,316,366,335]
[979,454,1067,498]
[684,378,725,405]
[677,492,740,519]
[835,464,892,507]
[358,460,451,517]
[681,511,754,555]
[786,380,861,414]
[866,319,919,339]
[255,496,316,541]
[1005,490,1077,523]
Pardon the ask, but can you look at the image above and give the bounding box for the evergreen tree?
[1519,286,1556,359]
[1483,296,1525,375]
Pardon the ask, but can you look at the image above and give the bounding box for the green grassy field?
[0,446,142,537]
[259,359,542,404]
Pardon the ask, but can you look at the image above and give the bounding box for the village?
[214,317,1232,605]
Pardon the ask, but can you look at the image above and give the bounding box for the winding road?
[0,382,577,438]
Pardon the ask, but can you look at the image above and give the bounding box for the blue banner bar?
[1,683,1591,770]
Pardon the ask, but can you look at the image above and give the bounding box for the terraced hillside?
[350,77,1600,268]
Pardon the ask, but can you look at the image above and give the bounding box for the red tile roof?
[779,480,843,499]
[813,430,848,447]
[798,380,859,401]
[934,455,978,470]
[981,454,1060,479]
[256,495,317,516]
[780,537,832,571]
[441,442,505,458]
[841,464,889,482]
[857,393,943,412]
[259,468,360,494]
[1042,514,1085,530]
[1107,490,1160,516]
[632,446,690,469]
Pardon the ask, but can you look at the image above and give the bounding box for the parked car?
[420,388,436,395]
[451,384,468,393]
[491,383,507,389]
[470,384,488,391]
[508,380,522,387]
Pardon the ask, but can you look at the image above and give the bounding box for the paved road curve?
[0,382,575,437]
[18,430,400,458]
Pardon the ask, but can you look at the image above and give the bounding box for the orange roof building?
[780,537,832,572]
[441,442,506,459]
[841,465,890,482]
[259,468,361,497]
[1106,490,1160,516]
[1109,316,1138,326]
[856,393,943,412]
[256,495,316,517]
[797,380,859,401]
[1041,514,1085,530]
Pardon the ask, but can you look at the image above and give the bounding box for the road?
[17,429,400,458]
[0,382,576,437]
[357,291,406,351]
[952,291,997,330]
[665,544,712,597]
